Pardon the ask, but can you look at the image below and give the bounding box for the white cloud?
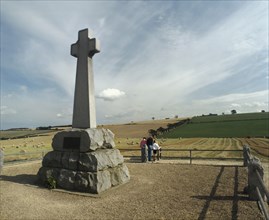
[231,103,241,108]
[97,88,125,101]
[197,90,268,104]
[0,106,17,115]
[19,85,28,92]
[243,102,267,108]
[189,90,269,116]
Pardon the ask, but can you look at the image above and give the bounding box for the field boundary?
[120,148,243,164]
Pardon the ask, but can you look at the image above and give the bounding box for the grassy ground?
[162,120,269,138]
[0,129,57,139]
[162,112,269,138]
[0,131,56,162]
[192,112,269,123]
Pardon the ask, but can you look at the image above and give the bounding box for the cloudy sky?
[1,1,268,129]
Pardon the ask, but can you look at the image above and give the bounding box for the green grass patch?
[162,112,269,138]
[192,112,268,123]
[0,130,55,139]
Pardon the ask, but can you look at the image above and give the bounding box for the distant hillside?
[161,112,269,138]
[102,118,181,138]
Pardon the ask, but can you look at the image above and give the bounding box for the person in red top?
[140,137,148,162]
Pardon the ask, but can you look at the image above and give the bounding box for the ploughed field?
[1,136,268,163]
[0,161,264,220]
[116,137,269,161]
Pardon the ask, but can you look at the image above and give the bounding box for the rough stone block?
[52,128,115,152]
[78,149,124,172]
[110,164,130,186]
[75,172,89,192]
[103,129,116,148]
[91,170,111,193]
[57,169,76,190]
[69,152,79,170]
[37,167,60,183]
[38,165,128,194]
[61,152,70,169]
[42,151,62,168]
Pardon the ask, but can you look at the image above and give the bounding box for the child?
[152,140,160,161]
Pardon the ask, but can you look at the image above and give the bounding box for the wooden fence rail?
[243,145,269,220]
[2,148,243,164]
[119,148,243,164]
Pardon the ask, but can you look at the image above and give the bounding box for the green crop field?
[162,112,269,138]
[191,112,269,123]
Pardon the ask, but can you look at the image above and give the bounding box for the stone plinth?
[38,129,130,194]
[52,128,115,152]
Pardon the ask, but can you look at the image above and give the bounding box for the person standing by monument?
[152,140,160,162]
[146,136,153,161]
[140,137,148,162]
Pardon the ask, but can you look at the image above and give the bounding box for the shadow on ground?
[192,166,249,220]
[0,174,38,186]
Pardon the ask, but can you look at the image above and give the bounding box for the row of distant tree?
[148,119,190,137]
[230,109,266,115]
[151,110,267,120]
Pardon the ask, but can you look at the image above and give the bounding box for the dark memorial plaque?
[63,137,81,149]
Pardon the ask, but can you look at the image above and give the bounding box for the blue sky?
[1,1,268,129]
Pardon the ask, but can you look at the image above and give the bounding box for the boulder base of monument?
[42,149,124,172]
[38,128,130,194]
[38,164,130,193]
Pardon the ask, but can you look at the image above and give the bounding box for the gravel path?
[0,161,264,220]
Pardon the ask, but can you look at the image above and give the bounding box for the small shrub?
[45,176,57,189]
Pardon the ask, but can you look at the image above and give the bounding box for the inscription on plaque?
[63,137,81,149]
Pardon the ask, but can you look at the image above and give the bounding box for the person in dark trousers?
[146,136,153,161]
[140,137,148,162]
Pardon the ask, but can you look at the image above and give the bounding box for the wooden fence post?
[248,157,265,200]
[0,149,3,174]
[190,150,192,165]
[243,145,251,166]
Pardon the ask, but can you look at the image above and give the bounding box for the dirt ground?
[0,161,264,220]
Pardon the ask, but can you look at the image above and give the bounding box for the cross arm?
[88,38,100,57]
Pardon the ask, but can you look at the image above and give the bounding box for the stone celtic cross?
[71,29,100,128]
[38,28,130,194]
